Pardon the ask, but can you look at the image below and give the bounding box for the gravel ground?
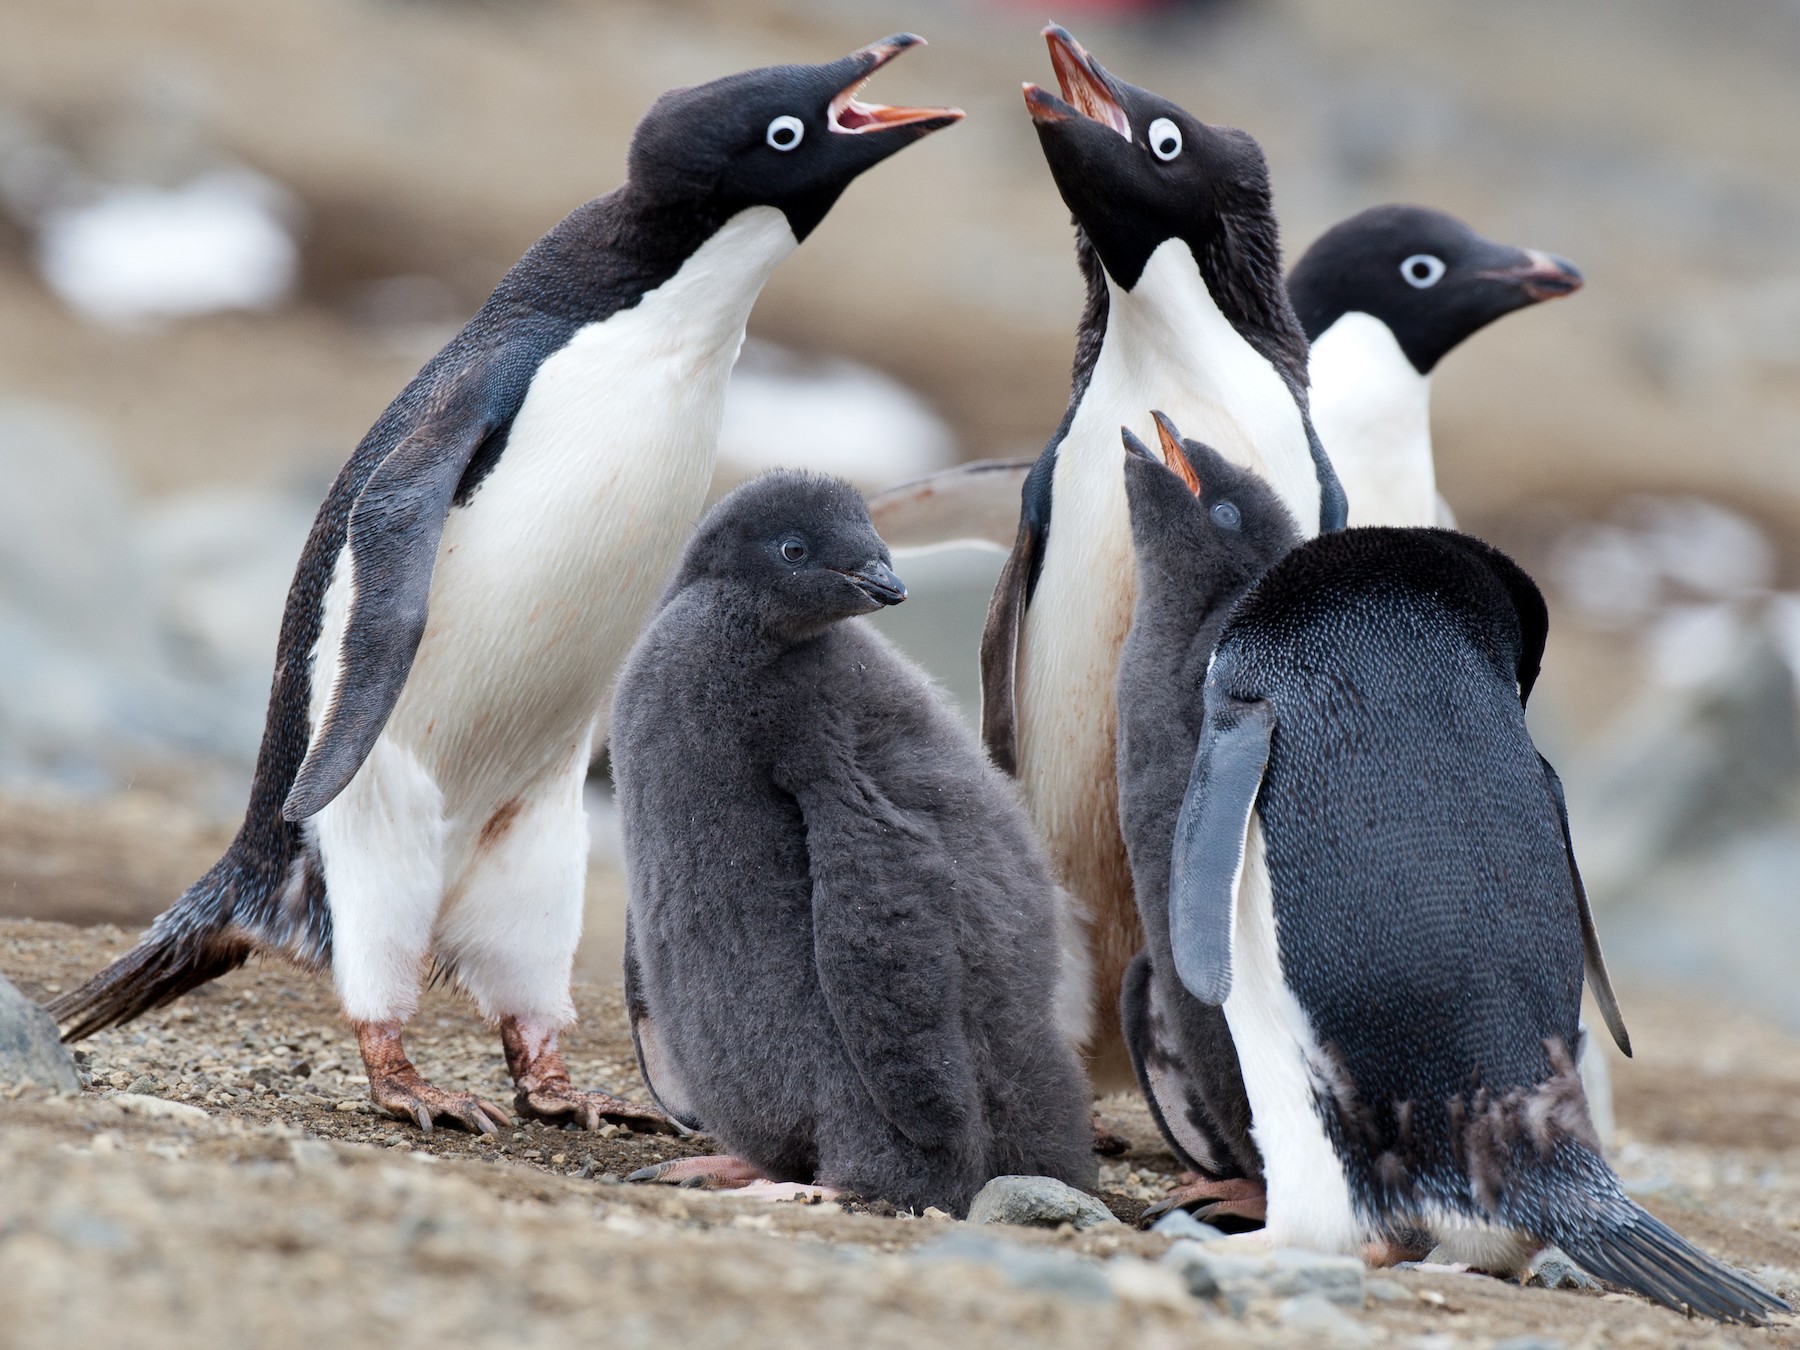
[4,917,1797,1350]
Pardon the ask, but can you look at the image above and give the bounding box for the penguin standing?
[982,27,1344,1091]
[1113,414,1300,1224]
[50,39,960,1134]
[611,472,1095,1213]
[1148,523,1784,1322]
[1289,205,1582,527]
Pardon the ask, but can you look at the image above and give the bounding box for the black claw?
[625,1165,664,1184]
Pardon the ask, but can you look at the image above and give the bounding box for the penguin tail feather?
[46,856,271,1041]
[1542,1197,1790,1325]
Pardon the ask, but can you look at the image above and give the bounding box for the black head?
[1288,205,1583,373]
[1121,411,1301,600]
[1023,27,1285,298]
[627,36,962,242]
[677,470,906,641]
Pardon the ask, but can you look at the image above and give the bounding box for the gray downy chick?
[1114,412,1300,1227]
[611,470,1096,1215]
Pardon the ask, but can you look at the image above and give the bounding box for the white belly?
[1012,239,1321,1076]
[315,207,798,826]
[1222,818,1364,1253]
[1309,312,1436,528]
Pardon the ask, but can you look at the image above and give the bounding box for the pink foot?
[356,1021,510,1136]
[1139,1175,1267,1229]
[626,1154,767,1189]
[501,1015,677,1135]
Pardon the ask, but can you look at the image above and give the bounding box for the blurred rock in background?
[0,0,1796,1031]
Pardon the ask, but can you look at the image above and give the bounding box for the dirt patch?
[4,917,1798,1348]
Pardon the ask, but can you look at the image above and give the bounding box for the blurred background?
[2,0,1797,1038]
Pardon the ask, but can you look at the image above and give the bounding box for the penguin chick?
[982,25,1344,1097]
[1113,413,1300,1226]
[611,471,1096,1215]
[1290,205,1582,527]
[1159,526,1783,1322]
[49,38,960,1136]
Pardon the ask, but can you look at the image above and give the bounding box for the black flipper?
[978,450,1055,775]
[283,364,513,821]
[1304,414,1349,533]
[1168,693,1275,1006]
[1539,754,1632,1058]
[866,458,1033,554]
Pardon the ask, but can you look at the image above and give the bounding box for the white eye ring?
[1148,117,1182,161]
[766,115,805,151]
[1401,253,1446,288]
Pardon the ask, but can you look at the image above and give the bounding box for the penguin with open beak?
[979,27,1345,1096]
[49,38,960,1135]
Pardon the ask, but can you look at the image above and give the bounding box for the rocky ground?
[3,915,1797,1350]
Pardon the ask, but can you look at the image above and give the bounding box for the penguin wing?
[792,771,979,1152]
[866,458,1032,554]
[978,452,1054,774]
[283,364,513,821]
[1539,754,1632,1057]
[1168,693,1275,1006]
[623,919,703,1133]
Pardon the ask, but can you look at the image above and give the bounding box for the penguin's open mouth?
[833,561,908,606]
[1026,25,1130,137]
[829,36,964,135]
[1478,249,1585,302]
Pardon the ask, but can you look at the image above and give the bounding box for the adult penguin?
[1290,204,1583,527]
[1160,527,1784,1323]
[50,39,960,1134]
[982,27,1344,1090]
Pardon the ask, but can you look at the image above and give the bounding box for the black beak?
[838,559,907,606]
[1479,248,1584,302]
[1120,425,1156,461]
[1031,25,1130,136]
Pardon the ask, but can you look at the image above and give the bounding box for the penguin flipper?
[789,770,978,1153]
[866,458,1032,554]
[283,370,510,822]
[1539,754,1632,1058]
[978,452,1053,775]
[623,920,703,1133]
[1169,694,1274,1006]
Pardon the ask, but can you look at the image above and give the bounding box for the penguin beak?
[837,559,908,607]
[829,36,964,136]
[1478,249,1584,303]
[1151,410,1204,496]
[1033,25,1130,137]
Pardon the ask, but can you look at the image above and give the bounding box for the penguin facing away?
[1112,413,1301,1225]
[611,471,1095,1214]
[981,25,1345,1094]
[49,38,961,1135]
[1290,205,1583,528]
[1158,525,1783,1321]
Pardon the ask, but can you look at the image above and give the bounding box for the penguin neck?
[1307,312,1436,528]
[508,193,798,337]
[1052,238,1321,531]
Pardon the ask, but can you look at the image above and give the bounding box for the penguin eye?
[1401,254,1446,288]
[766,115,805,152]
[779,537,808,563]
[1147,118,1183,162]
[1210,500,1242,532]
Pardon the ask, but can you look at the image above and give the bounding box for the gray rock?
[911,1231,1113,1303]
[1277,1294,1372,1345]
[1149,1208,1227,1241]
[1493,1338,1567,1350]
[965,1175,1120,1232]
[1364,1277,1411,1304]
[0,972,79,1091]
[1266,1248,1367,1305]
[1528,1248,1600,1292]
[1159,1242,1277,1314]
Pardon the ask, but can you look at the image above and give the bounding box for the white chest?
[1309,312,1436,528]
[1015,240,1318,834]
[382,207,798,793]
